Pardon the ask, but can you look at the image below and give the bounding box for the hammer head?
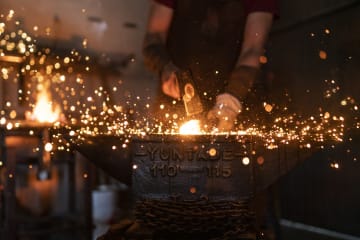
[177,70,204,117]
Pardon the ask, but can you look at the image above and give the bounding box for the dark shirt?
[152,0,278,112]
[154,0,279,17]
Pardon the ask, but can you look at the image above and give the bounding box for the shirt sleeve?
[154,0,175,9]
[243,0,279,18]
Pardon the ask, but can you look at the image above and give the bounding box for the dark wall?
[278,136,360,236]
[267,1,360,115]
[267,1,360,235]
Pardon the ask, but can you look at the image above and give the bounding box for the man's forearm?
[143,32,171,75]
[236,12,273,68]
[143,2,174,74]
[236,48,265,68]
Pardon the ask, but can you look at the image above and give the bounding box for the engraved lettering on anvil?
[179,166,203,173]
[134,143,245,178]
[150,163,231,178]
[134,144,243,161]
[150,163,179,177]
[204,165,232,178]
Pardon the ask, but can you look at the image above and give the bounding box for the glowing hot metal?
[179,119,202,135]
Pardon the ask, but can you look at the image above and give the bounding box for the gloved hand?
[207,66,259,132]
[207,93,242,132]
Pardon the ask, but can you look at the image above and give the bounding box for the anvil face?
[73,134,313,201]
[132,136,253,201]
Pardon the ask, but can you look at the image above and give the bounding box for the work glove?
[207,93,242,132]
[207,66,259,132]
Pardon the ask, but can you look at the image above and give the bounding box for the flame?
[28,89,61,123]
[179,120,202,135]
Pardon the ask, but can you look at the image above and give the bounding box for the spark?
[0,10,357,164]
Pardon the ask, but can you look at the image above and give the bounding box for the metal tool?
[176,70,204,116]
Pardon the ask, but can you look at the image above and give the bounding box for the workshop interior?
[0,0,359,239]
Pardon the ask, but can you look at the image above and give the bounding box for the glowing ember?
[44,142,53,152]
[179,120,202,135]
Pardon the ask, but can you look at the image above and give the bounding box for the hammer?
[176,70,204,117]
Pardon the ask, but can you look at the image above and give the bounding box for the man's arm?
[236,12,274,68]
[223,11,274,103]
[209,12,274,131]
[143,1,180,99]
[145,1,173,44]
[143,2,173,73]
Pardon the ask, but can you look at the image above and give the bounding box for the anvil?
[72,134,314,200]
